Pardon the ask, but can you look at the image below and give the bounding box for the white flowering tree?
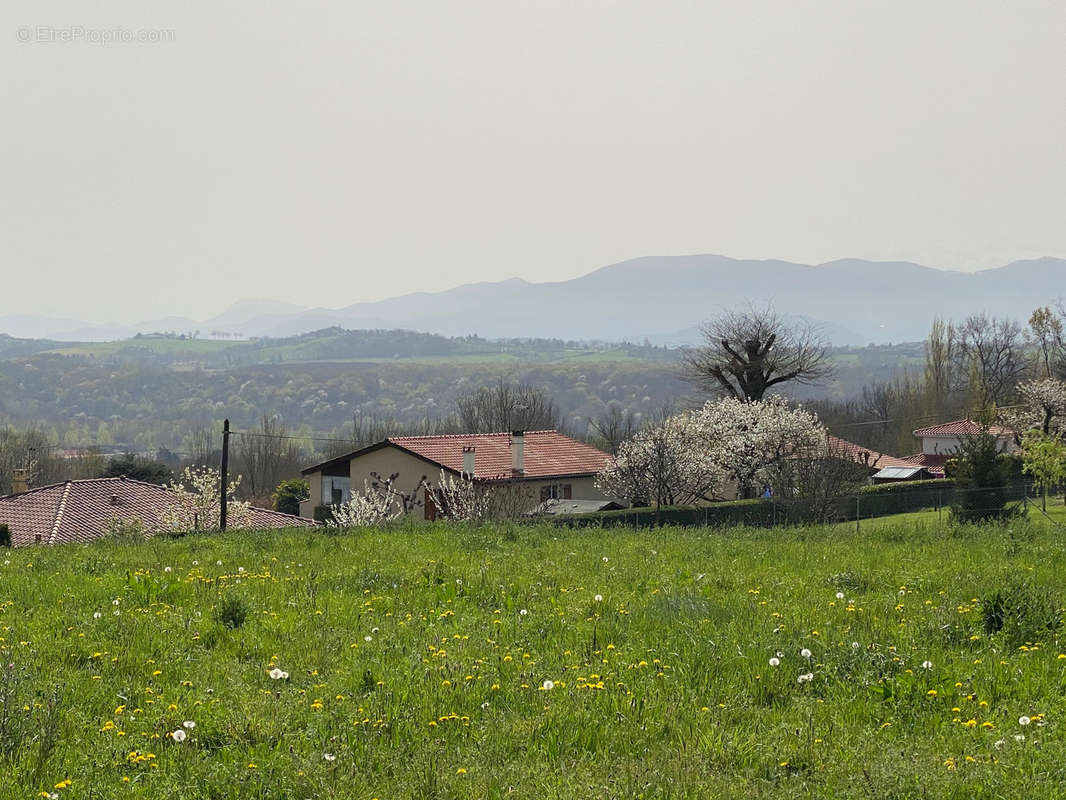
[695,396,824,499]
[432,471,493,522]
[327,472,427,528]
[596,410,722,513]
[597,397,825,509]
[1002,378,1066,438]
[160,466,252,532]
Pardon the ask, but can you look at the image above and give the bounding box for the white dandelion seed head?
[192,560,198,566]
[281,671,289,679]
[801,648,812,658]
[323,752,336,762]
[602,557,608,562]
[216,560,222,566]
[835,592,844,600]
[371,627,379,634]
[542,679,554,690]
[594,594,603,602]
[851,642,860,649]
[183,720,196,729]
[171,729,187,742]
[519,609,528,616]
[776,651,784,659]
[769,657,780,667]
[921,660,933,670]
[113,610,121,616]
[1019,716,1031,726]
[238,566,245,573]
[269,667,284,680]
[112,599,120,605]
[93,612,102,619]
[364,635,372,642]
[1014,733,1025,742]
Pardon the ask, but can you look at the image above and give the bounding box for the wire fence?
[556,481,1064,530]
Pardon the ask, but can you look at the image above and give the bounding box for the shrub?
[216,594,250,629]
[272,478,310,517]
[0,524,9,548]
[981,579,1061,646]
[313,505,336,524]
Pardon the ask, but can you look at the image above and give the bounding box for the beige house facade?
[300,430,612,520]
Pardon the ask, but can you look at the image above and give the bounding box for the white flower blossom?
[171,729,187,742]
[160,466,252,532]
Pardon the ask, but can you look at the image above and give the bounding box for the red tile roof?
[0,477,314,548]
[304,430,611,481]
[913,419,1010,437]
[898,453,951,477]
[825,435,914,471]
[389,430,611,480]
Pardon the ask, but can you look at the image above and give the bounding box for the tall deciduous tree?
[953,313,1028,406]
[456,378,560,433]
[682,306,833,402]
[1027,306,1066,380]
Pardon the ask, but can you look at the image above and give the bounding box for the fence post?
[220,418,230,532]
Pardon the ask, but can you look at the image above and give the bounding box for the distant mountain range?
[3,255,1063,344]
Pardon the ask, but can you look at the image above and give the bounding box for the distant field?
[1,520,1064,798]
[44,339,236,358]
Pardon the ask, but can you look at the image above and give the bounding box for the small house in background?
[0,476,314,548]
[529,498,626,516]
[900,419,1016,477]
[300,430,614,520]
[825,435,919,476]
[871,465,935,483]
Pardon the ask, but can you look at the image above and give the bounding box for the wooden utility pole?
[220,419,230,531]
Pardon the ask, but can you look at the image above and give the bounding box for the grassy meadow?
[1,520,1065,799]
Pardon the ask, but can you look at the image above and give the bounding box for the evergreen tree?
[951,429,1017,523]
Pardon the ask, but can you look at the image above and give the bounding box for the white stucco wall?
[300,444,608,520]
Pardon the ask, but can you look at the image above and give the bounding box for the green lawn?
[1,520,1064,798]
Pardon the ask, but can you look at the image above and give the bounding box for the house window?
[540,483,572,502]
[321,476,351,505]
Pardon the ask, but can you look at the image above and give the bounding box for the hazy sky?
[3,1,1065,322]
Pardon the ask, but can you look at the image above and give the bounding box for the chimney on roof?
[11,469,29,494]
[511,431,525,474]
[462,446,475,478]
[110,494,121,506]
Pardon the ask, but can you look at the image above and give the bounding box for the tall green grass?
[0,520,1063,798]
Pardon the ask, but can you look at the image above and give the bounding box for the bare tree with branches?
[682,305,833,401]
[588,403,640,454]
[232,415,309,504]
[456,377,561,433]
[952,313,1028,406]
